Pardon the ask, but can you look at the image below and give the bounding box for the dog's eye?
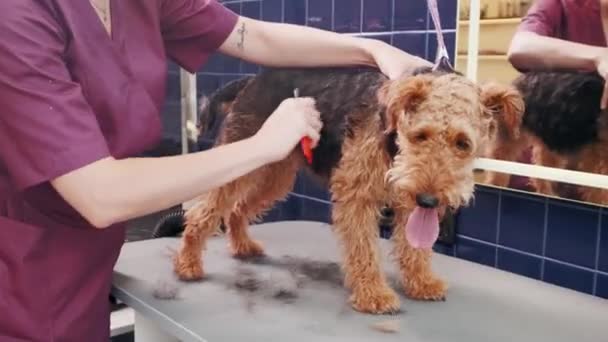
[413,132,428,142]
[455,137,471,151]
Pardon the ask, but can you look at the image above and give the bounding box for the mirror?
[455,0,608,207]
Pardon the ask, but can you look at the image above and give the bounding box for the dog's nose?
[416,193,439,208]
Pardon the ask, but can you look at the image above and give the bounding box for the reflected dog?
[484,71,608,204]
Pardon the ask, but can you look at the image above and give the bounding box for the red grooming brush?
[294,88,313,164]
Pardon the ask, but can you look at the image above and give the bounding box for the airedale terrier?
[483,70,608,204]
[174,65,522,314]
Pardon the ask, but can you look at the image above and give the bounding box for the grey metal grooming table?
[112,221,608,342]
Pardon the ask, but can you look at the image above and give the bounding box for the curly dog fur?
[484,70,608,204]
[174,65,521,314]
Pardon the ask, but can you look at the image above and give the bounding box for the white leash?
[426,0,454,71]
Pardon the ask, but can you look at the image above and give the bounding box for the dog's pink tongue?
[405,207,440,249]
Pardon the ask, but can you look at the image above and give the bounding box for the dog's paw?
[231,239,265,259]
[173,256,204,281]
[404,276,447,301]
[232,240,264,259]
[350,286,401,314]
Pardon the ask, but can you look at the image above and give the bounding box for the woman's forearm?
[52,137,270,228]
[219,16,377,68]
[508,31,603,72]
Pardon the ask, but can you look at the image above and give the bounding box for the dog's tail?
[198,76,254,136]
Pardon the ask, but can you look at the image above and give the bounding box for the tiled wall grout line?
[331,0,335,31]
[289,192,333,205]
[424,6,430,61]
[198,71,258,76]
[494,190,502,267]
[305,0,309,26]
[238,1,244,74]
[592,208,603,295]
[389,0,395,45]
[259,0,263,26]
[221,0,259,4]
[540,198,549,280]
[390,0,395,31]
[345,29,456,36]
[458,234,608,277]
[359,0,364,33]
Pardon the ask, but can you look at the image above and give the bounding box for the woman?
[508,0,608,108]
[504,0,607,192]
[0,0,430,340]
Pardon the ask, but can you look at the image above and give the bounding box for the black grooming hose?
[151,208,186,238]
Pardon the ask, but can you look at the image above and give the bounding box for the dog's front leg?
[332,199,400,314]
[391,208,447,301]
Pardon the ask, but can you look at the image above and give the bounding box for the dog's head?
[477,81,525,157]
[379,71,523,216]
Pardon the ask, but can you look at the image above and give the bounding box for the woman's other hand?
[594,52,608,109]
[363,38,433,79]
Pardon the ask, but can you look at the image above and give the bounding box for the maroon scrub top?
[0,0,237,341]
[517,0,606,46]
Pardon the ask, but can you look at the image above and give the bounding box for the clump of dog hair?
[268,269,299,303]
[233,265,300,305]
[152,278,181,300]
[370,319,400,334]
[234,267,261,292]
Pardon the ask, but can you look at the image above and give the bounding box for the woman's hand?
[595,52,608,110]
[253,97,323,163]
[362,38,433,79]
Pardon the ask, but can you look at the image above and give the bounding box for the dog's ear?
[379,76,432,134]
[479,81,525,139]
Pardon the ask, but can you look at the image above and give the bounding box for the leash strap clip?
[427,0,454,71]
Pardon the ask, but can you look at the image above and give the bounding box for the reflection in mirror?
[456,0,608,207]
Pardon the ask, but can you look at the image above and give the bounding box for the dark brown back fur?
[224,67,388,178]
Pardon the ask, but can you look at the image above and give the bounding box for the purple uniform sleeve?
[0,4,111,191]
[517,0,563,37]
[160,0,239,72]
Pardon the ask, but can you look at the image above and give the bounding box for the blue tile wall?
[183,0,608,300]
[450,184,608,299]
[307,0,332,30]
[545,200,599,269]
[498,192,545,254]
[543,260,595,295]
[597,274,608,299]
[394,1,427,31]
[496,249,542,280]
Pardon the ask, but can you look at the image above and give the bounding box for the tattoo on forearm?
[237,22,246,51]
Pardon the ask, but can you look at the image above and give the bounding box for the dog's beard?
[386,154,475,210]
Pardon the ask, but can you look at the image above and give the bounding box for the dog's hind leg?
[391,208,447,301]
[530,143,565,197]
[226,156,300,259]
[574,145,608,206]
[330,127,400,314]
[483,133,530,188]
[174,185,240,281]
[173,117,266,279]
